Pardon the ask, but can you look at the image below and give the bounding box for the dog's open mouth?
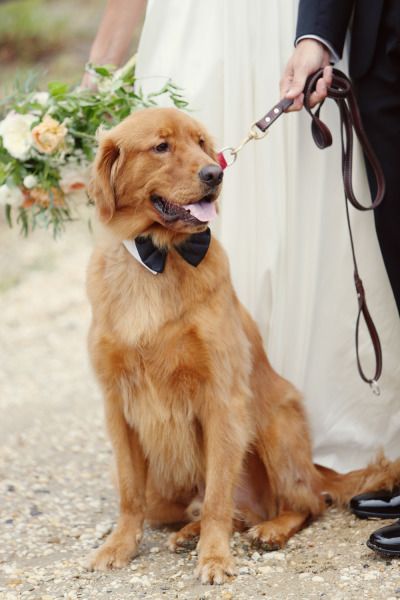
[151,193,217,224]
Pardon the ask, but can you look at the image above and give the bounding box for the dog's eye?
[199,138,205,149]
[154,142,170,153]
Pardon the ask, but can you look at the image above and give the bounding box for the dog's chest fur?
[102,248,210,495]
[122,378,204,495]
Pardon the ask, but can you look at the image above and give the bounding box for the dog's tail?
[316,451,400,507]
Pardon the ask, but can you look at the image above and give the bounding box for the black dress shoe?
[367,520,400,557]
[350,487,400,519]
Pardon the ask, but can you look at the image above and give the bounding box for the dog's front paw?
[195,553,236,585]
[87,530,141,571]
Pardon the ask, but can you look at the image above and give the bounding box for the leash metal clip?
[370,380,381,396]
[218,122,269,169]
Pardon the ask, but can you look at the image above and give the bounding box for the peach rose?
[32,115,67,154]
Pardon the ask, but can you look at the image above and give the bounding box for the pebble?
[258,565,273,575]
[364,571,379,580]
[129,575,151,587]
[30,504,43,517]
[95,522,112,539]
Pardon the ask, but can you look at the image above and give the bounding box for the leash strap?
[300,68,384,391]
[218,68,385,391]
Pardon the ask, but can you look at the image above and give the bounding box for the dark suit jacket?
[296,0,384,78]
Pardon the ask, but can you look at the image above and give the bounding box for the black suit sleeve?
[296,0,355,59]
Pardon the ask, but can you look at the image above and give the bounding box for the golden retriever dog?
[86,107,400,584]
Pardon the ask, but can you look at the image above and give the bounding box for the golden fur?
[86,107,400,584]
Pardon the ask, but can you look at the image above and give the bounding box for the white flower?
[23,174,38,189]
[32,92,50,106]
[0,184,24,207]
[0,111,36,160]
[97,78,114,93]
[59,162,89,194]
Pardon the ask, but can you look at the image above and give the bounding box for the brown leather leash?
[218,68,385,394]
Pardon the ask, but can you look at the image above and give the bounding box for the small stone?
[170,570,182,579]
[6,579,23,587]
[7,485,16,492]
[239,566,250,575]
[312,575,324,582]
[150,546,160,553]
[258,566,273,575]
[129,575,151,586]
[95,522,112,539]
[251,551,261,561]
[364,571,378,580]
[30,505,42,517]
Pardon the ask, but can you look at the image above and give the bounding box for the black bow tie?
[134,228,211,273]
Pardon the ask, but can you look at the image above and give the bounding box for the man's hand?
[280,39,333,111]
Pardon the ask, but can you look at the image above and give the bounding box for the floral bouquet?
[0,57,188,236]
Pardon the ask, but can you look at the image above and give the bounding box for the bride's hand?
[280,39,332,111]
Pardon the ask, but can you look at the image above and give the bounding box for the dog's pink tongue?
[183,200,217,222]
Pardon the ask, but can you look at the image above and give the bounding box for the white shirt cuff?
[296,35,340,64]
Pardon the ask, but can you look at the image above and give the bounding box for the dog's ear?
[89,135,121,223]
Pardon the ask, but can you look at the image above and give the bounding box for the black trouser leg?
[353,3,400,315]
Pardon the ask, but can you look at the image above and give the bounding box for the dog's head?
[89,107,223,244]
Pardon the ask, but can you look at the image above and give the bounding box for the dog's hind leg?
[254,378,325,520]
[248,510,309,549]
[145,494,189,526]
[169,521,201,552]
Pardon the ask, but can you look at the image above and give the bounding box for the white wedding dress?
[135,0,400,472]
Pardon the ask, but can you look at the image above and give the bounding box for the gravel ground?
[1,218,400,600]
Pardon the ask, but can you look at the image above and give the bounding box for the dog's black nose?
[198,164,224,187]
